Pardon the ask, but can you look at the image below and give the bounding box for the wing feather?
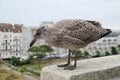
[52,19,104,43]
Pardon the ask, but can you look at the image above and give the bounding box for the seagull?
[30,19,112,70]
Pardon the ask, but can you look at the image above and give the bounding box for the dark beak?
[106,29,112,33]
[30,38,37,47]
[100,29,112,38]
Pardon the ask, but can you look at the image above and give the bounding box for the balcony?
[0,49,13,51]
[13,44,21,47]
[13,50,21,53]
[1,43,10,45]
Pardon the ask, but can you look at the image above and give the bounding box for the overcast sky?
[0,0,120,30]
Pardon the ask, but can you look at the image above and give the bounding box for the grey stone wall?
[41,55,120,80]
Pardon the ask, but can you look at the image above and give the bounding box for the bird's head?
[30,26,46,47]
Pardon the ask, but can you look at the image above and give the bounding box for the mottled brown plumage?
[30,19,112,70]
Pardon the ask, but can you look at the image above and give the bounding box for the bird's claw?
[64,65,76,70]
[57,62,70,67]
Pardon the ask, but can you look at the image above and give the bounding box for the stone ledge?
[41,55,120,80]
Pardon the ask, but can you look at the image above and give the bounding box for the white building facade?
[0,23,22,58]
[84,33,119,55]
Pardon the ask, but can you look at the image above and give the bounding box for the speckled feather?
[42,19,108,50]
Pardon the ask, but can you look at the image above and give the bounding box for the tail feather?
[86,20,101,27]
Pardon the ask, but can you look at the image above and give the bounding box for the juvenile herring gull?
[30,19,112,70]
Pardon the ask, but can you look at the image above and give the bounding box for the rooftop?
[0,23,22,33]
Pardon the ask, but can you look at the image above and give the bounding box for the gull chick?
[30,19,112,70]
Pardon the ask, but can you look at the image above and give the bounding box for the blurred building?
[22,26,32,54]
[40,21,54,27]
[84,32,120,55]
[0,23,22,58]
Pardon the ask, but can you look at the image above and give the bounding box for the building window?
[16,53,18,56]
[4,35,7,38]
[103,40,106,42]
[114,39,117,41]
[5,40,7,44]
[15,36,18,39]
[6,46,7,50]
[6,29,8,32]
[108,39,111,42]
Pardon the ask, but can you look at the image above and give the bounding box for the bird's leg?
[57,49,71,67]
[64,50,78,70]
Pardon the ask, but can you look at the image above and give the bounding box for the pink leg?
[57,49,71,67]
[64,50,78,70]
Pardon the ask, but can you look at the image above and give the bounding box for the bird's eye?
[36,33,40,35]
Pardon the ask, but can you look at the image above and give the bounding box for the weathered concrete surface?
[110,77,120,80]
[41,55,120,80]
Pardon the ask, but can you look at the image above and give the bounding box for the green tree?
[26,55,34,64]
[40,45,54,53]
[11,56,20,66]
[71,50,76,55]
[105,51,110,56]
[92,51,102,58]
[71,50,76,58]
[28,54,34,60]
[28,46,47,67]
[28,46,46,58]
[40,45,54,59]
[71,50,82,57]
[117,45,120,53]
[111,47,118,55]
[117,44,120,48]
[28,46,41,52]
[78,50,82,57]
[83,51,89,58]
